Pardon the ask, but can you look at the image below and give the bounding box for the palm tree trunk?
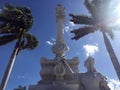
[0,39,21,90]
[102,32,120,81]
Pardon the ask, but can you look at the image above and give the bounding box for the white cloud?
[46,38,56,46]
[108,79,120,90]
[64,26,70,32]
[83,44,99,57]
[46,41,54,45]
[64,21,76,35]
[64,21,76,31]
[69,21,75,26]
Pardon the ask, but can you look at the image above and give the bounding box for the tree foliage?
[0,3,38,50]
[70,0,118,40]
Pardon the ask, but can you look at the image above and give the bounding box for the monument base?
[29,80,79,90]
[28,56,80,90]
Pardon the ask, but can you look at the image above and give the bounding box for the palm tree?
[0,4,38,90]
[70,0,120,80]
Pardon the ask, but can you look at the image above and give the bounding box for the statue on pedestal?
[79,56,111,90]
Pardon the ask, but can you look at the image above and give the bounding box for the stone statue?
[79,56,111,90]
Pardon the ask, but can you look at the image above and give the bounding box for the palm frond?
[0,22,16,34]
[0,4,38,49]
[71,26,97,40]
[22,33,38,50]
[84,0,94,16]
[84,0,113,21]
[0,34,18,46]
[0,4,33,34]
[70,14,94,25]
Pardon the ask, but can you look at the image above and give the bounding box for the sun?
[113,2,120,26]
[107,2,120,28]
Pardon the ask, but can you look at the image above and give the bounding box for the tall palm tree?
[0,4,38,90]
[70,0,120,80]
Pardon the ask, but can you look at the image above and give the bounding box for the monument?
[79,56,110,90]
[29,4,111,90]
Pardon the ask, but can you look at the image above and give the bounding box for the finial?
[56,4,65,22]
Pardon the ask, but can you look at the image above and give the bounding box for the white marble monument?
[29,4,111,90]
[29,4,80,90]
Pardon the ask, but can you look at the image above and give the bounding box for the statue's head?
[84,56,96,72]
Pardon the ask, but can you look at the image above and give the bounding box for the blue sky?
[0,0,120,90]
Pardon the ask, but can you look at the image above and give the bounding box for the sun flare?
[113,2,120,26]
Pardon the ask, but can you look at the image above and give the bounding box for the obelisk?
[52,4,69,56]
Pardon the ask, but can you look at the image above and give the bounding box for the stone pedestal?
[29,57,80,90]
[29,82,79,90]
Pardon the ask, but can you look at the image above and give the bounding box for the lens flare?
[115,3,120,25]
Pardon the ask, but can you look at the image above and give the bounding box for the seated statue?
[79,56,111,90]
